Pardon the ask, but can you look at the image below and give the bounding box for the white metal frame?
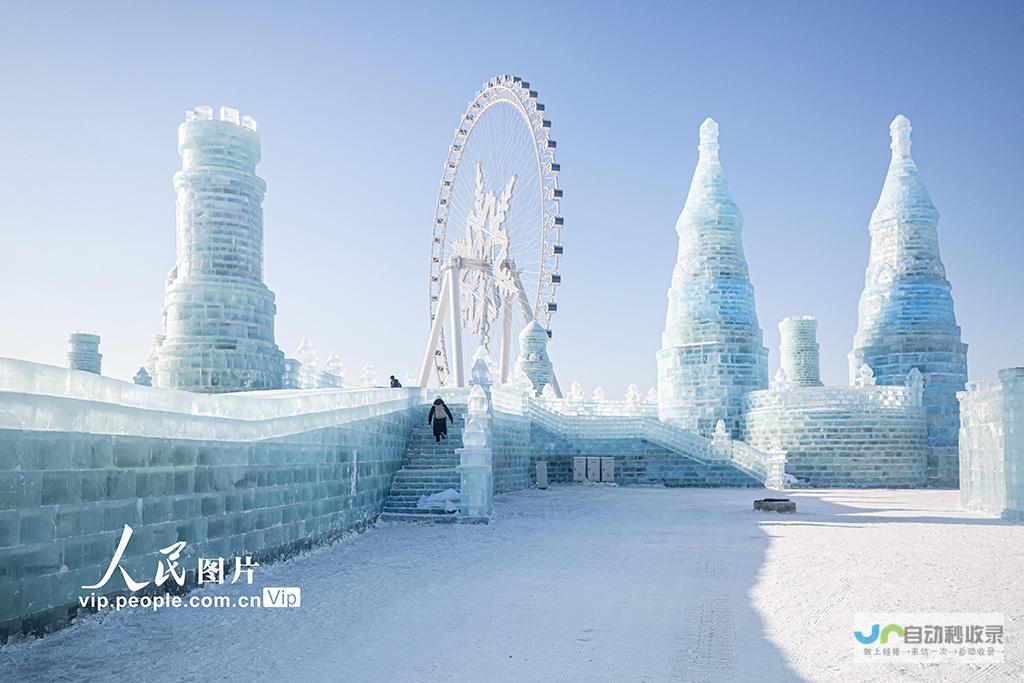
[426,75,563,388]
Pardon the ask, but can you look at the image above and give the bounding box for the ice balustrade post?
[711,418,732,459]
[457,349,494,523]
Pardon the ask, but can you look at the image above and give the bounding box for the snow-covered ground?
[3,486,1022,682]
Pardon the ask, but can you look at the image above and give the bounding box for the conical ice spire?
[657,118,767,436]
[870,114,939,226]
[849,115,967,486]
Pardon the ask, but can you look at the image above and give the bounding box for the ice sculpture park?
[1,79,1022,679]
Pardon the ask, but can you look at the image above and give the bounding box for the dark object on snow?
[428,398,454,443]
[390,375,402,388]
[754,498,796,513]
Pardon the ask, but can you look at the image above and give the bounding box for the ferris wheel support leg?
[549,369,563,398]
[500,296,513,383]
[448,263,465,387]
[419,271,451,388]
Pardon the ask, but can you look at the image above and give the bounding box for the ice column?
[778,316,822,387]
[67,332,101,374]
[656,118,768,435]
[457,353,494,523]
[849,115,967,486]
[155,106,284,392]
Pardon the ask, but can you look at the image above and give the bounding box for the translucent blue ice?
[657,118,768,435]
[849,115,967,485]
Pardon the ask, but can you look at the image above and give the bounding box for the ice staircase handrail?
[526,396,784,485]
[527,399,719,466]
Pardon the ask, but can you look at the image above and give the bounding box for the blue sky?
[0,1,1021,394]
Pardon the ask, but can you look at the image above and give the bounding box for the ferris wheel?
[418,75,563,390]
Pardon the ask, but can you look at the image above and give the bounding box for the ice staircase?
[380,405,465,522]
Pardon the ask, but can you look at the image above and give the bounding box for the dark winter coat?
[428,400,454,437]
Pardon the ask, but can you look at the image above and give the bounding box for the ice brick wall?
[959,368,1024,517]
[657,118,768,436]
[156,105,285,393]
[491,411,531,494]
[742,384,929,487]
[0,360,416,641]
[849,115,967,488]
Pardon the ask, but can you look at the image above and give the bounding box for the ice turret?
[515,320,553,396]
[154,106,284,392]
[656,118,768,435]
[67,332,102,375]
[849,115,967,486]
[779,316,822,388]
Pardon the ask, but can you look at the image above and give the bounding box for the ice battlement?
[184,104,258,132]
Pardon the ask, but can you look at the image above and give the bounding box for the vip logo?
[263,587,301,608]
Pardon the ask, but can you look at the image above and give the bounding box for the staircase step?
[379,511,458,523]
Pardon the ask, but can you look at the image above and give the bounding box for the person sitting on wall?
[428,397,454,443]
[390,375,402,388]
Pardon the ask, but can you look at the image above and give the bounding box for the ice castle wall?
[0,359,414,640]
[155,106,284,393]
[657,119,768,436]
[741,384,929,487]
[849,116,967,488]
[959,368,1024,517]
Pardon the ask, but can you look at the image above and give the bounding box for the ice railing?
[0,358,427,440]
[745,384,922,412]
[526,395,719,465]
[723,439,786,489]
[518,389,785,485]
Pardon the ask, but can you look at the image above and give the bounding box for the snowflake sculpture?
[449,163,519,349]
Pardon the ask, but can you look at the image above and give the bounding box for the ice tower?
[779,316,822,388]
[657,118,768,435]
[154,106,284,392]
[516,320,553,396]
[67,332,102,374]
[849,115,967,486]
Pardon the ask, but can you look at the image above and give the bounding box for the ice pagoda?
[849,115,967,486]
[656,118,768,435]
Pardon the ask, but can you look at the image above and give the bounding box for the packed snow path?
[3,487,1022,682]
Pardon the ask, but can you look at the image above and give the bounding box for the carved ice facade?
[959,368,1024,517]
[657,118,768,437]
[849,115,967,487]
[153,105,285,393]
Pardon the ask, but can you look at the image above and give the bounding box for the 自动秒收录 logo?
[852,613,1004,664]
[854,623,905,644]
